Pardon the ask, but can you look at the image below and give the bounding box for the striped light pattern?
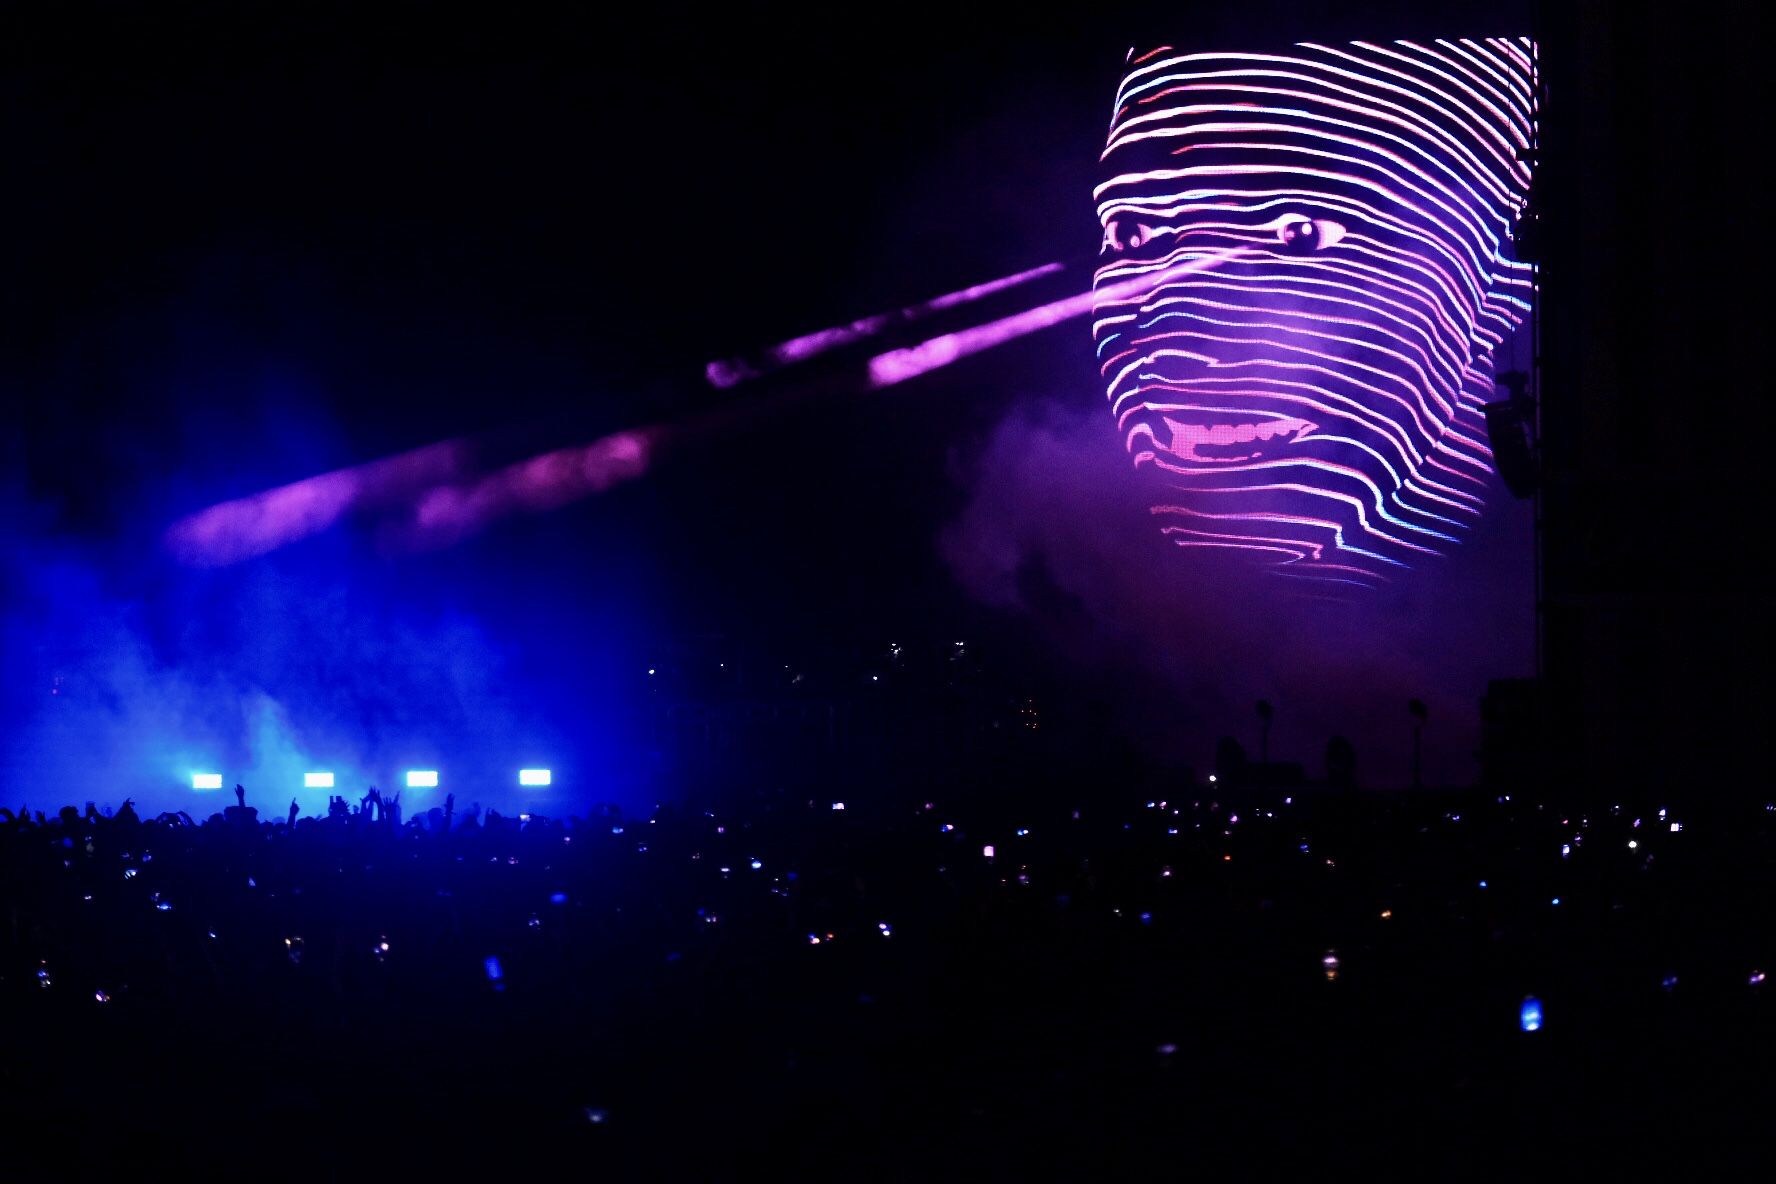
[1093,38,1536,587]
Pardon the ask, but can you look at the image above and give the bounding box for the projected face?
[1092,39,1536,587]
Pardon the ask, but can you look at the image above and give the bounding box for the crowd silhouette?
[3,773,1772,1173]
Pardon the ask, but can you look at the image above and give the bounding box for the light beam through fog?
[165,439,475,567]
[869,248,1251,387]
[398,427,661,550]
[168,258,1225,564]
[706,261,1065,388]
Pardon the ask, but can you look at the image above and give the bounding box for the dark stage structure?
[1533,4,1766,802]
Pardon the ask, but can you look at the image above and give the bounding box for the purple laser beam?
[707,261,1066,388]
[868,248,1250,388]
[165,440,474,567]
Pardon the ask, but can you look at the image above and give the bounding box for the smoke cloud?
[940,395,1535,787]
[1,468,628,820]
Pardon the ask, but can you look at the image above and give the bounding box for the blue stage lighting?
[519,768,552,786]
[1520,997,1543,1032]
[192,773,223,790]
[304,772,334,789]
[407,770,438,788]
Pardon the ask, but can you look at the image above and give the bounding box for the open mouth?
[1160,415,1317,463]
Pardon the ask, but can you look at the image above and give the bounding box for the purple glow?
[870,249,1247,388]
[1093,38,1536,585]
[165,439,472,567]
[400,428,658,550]
[706,262,1065,388]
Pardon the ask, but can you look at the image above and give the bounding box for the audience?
[2,773,1770,1172]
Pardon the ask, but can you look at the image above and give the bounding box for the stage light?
[407,770,438,788]
[192,773,223,790]
[1520,997,1543,1032]
[519,768,552,787]
[304,772,334,789]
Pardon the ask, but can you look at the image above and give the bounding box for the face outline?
[1092,39,1536,588]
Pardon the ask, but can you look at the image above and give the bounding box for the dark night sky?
[3,4,1544,809]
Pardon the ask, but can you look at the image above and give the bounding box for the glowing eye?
[1102,220,1152,253]
[1276,217,1346,255]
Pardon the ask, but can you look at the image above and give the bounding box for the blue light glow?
[192,773,223,790]
[407,770,439,788]
[1520,997,1543,1032]
[519,768,552,786]
[304,771,334,789]
[484,956,503,981]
